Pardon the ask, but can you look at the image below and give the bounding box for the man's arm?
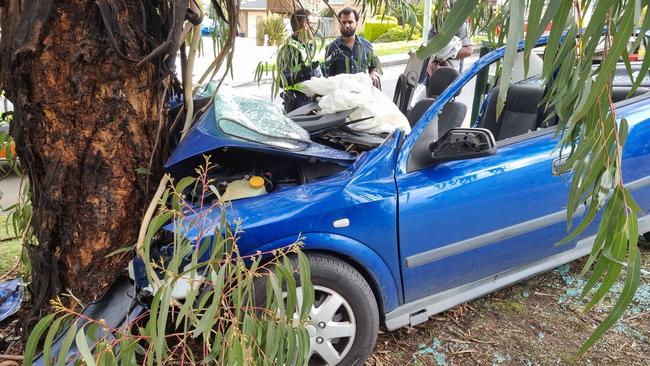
[323,42,335,77]
[365,43,381,87]
[364,42,380,74]
[455,23,474,60]
[455,45,473,59]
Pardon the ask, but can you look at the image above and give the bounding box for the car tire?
[256,253,379,366]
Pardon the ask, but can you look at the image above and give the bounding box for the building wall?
[240,12,249,37]
[325,0,366,36]
[241,10,268,38]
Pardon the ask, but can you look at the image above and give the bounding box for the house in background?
[239,0,364,39]
[240,0,268,38]
[316,0,363,36]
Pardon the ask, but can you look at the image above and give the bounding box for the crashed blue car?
[160,38,650,364]
[40,38,650,365]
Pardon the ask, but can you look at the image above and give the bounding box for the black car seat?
[496,84,545,140]
[406,67,467,138]
[611,86,649,102]
[476,86,500,135]
[406,68,468,172]
[477,83,546,141]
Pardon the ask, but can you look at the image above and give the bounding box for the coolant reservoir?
[220,176,267,202]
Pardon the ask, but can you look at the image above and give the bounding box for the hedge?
[363,15,398,42]
[375,24,421,43]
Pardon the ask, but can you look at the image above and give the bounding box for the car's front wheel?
[257,253,379,366]
[304,254,379,366]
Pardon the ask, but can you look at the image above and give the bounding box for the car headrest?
[503,84,545,113]
[406,98,435,127]
[427,67,461,98]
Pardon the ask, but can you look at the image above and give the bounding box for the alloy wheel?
[303,285,357,365]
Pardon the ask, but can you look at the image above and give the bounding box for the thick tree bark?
[0,1,168,308]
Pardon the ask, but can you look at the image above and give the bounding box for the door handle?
[552,156,569,176]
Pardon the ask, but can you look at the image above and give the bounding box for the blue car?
[200,18,215,36]
[158,37,650,364]
[37,38,650,365]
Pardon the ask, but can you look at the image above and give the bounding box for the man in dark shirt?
[278,8,321,112]
[324,7,381,88]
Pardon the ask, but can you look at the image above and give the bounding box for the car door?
[396,126,580,303]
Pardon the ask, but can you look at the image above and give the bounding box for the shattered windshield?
[198,82,311,150]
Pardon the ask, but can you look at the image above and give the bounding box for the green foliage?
[319,6,335,18]
[363,15,399,42]
[417,0,479,59]
[374,24,421,43]
[468,1,509,48]
[496,0,524,116]
[388,1,423,33]
[25,159,314,364]
[256,16,266,46]
[257,15,286,47]
[266,15,286,46]
[419,0,649,355]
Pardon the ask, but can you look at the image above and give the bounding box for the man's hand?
[426,59,442,78]
[370,70,381,89]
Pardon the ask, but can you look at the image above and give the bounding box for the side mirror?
[429,128,496,163]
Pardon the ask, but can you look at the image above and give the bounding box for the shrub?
[363,15,398,41]
[265,14,286,46]
[255,16,266,46]
[256,15,286,46]
[374,24,421,43]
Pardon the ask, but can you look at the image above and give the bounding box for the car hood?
[163,130,403,249]
[164,98,357,175]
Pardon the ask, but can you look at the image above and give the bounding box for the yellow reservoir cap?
[249,176,265,188]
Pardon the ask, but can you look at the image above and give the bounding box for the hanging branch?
[136,0,240,261]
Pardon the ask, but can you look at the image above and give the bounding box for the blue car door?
[396,129,576,303]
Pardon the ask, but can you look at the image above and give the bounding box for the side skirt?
[384,214,650,331]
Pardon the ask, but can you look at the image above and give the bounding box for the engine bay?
[173,147,349,204]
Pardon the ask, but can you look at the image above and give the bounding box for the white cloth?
[428,22,473,71]
[433,36,462,62]
[300,73,411,135]
[409,83,427,109]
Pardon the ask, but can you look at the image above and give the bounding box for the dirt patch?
[370,246,650,366]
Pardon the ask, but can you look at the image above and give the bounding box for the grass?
[374,40,420,57]
[0,215,21,276]
[487,299,527,314]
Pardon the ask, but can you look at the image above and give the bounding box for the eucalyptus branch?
[196,0,239,87]
[182,24,202,136]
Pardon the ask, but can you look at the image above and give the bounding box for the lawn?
[374,40,420,57]
[0,215,21,276]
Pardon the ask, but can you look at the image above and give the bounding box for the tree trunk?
[0,1,168,310]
